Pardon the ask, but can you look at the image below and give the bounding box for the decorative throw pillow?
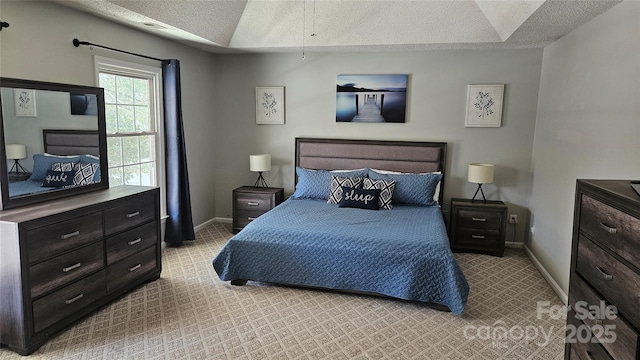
[51,162,76,172]
[362,178,395,209]
[80,154,101,182]
[30,154,81,181]
[42,170,75,187]
[339,187,380,210]
[73,163,99,185]
[327,176,363,204]
[293,167,368,200]
[370,169,442,203]
[368,170,442,206]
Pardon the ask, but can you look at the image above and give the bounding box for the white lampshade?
[468,163,494,184]
[5,144,27,160]
[250,154,271,172]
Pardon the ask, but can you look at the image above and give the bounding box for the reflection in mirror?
[0,78,108,210]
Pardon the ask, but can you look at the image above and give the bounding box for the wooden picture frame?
[465,84,504,127]
[256,86,285,125]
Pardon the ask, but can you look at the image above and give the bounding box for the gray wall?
[0,1,218,227]
[214,50,543,245]
[529,0,640,294]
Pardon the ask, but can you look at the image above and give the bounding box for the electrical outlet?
[509,214,518,224]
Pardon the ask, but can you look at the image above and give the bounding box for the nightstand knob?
[471,235,485,239]
[471,217,487,222]
[247,202,260,206]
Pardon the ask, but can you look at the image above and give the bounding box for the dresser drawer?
[30,241,104,298]
[107,246,157,293]
[106,222,157,265]
[457,209,503,229]
[567,310,614,360]
[236,194,273,211]
[26,211,103,264]
[104,194,156,236]
[569,276,639,360]
[580,195,640,269]
[32,270,106,333]
[576,235,640,328]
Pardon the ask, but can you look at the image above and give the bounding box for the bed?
[213,138,469,314]
[8,129,101,197]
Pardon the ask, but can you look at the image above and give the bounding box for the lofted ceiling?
[55,0,622,54]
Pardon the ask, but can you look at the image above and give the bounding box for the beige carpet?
[0,222,566,359]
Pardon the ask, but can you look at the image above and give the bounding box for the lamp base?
[9,160,28,174]
[253,172,269,188]
[471,183,487,203]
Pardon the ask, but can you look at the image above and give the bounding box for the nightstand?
[8,171,31,182]
[449,198,508,256]
[233,186,284,233]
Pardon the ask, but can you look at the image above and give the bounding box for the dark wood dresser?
[566,180,640,360]
[449,198,508,256]
[232,186,284,233]
[0,185,161,355]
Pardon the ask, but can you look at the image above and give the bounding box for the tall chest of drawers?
[0,186,161,355]
[566,180,640,360]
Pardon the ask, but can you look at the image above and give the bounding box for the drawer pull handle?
[61,230,80,239]
[128,238,142,246]
[599,222,617,234]
[595,266,613,281]
[248,217,257,221]
[62,262,81,272]
[128,264,142,272]
[126,211,140,218]
[471,235,485,239]
[471,217,486,222]
[247,202,260,206]
[65,293,84,305]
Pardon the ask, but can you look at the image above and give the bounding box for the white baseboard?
[523,244,568,304]
[505,241,524,249]
[214,217,232,224]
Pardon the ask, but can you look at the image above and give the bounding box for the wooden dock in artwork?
[352,94,385,122]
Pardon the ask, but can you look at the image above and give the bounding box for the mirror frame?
[0,77,109,210]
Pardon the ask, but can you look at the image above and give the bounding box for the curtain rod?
[72,38,165,62]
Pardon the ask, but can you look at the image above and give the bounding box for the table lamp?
[250,154,271,188]
[468,163,494,203]
[6,144,28,174]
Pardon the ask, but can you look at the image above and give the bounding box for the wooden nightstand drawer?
[236,194,273,211]
[449,198,507,256]
[457,209,503,229]
[233,186,284,233]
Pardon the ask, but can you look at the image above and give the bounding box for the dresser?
[449,198,508,256]
[0,186,161,355]
[565,180,640,360]
[232,186,284,233]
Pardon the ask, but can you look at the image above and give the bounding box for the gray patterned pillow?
[51,162,76,172]
[328,176,363,204]
[362,178,396,209]
[73,163,99,185]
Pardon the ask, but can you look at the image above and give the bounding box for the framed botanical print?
[14,89,37,117]
[465,84,504,127]
[256,86,285,125]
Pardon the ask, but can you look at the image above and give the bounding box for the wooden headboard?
[43,129,100,156]
[295,138,447,204]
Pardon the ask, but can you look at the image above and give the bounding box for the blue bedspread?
[8,179,53,197]
[212,198,469,314]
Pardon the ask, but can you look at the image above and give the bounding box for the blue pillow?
[339,187,380,210]
[293,167,368,200]
[30,154,81,181]
[42,170,75,187]
[368,169,442,206]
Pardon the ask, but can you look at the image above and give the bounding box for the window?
[95,56,166,216]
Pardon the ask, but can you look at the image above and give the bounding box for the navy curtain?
[162,59,195,245]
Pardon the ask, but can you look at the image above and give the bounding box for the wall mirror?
[0,78,108,210]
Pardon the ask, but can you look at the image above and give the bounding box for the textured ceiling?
[55,0,621,53]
